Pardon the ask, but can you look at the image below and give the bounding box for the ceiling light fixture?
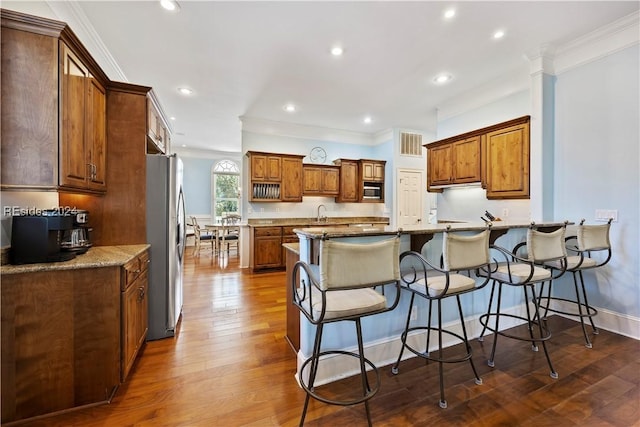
[283,103,296,113]
[493,30,505,39]
[178,87,193,95]
[160,0,180,12]
[433,73,453,84]
[363,116,372,124]
[170,116,176,121]
[331,46,344,56]
[443,8,456,19]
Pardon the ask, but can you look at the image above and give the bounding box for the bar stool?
[392,226,492,409]
[292,235,401,426]
[538,218,613,348]
[478,223,568,379]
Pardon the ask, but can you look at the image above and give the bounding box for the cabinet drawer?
[121,250,149,290]
[254,227,282,237]
[282,226,298,237]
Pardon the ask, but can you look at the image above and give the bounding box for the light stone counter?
[1,244,150,275]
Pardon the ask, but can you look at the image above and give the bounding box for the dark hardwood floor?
[19,250,640,426]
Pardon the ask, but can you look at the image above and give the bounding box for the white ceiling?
[4,1,639,153]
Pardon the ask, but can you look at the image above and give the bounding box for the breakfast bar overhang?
[292,220,570,386]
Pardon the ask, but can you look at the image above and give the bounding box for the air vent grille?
[400,132,422,156]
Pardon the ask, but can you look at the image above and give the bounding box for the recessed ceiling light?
[178,87,193,95]
[493,30,505,39]
[160,0,180,12]
[363,116,372,124]
[170,116,176,121]
[181,144,187,147]
[433,73,453,84]
[331,46,344,56]
[283,103,296,113]
[443,8,456,19]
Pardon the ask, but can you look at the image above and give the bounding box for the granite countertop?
[1,244,150,275]
[293,220,571,239]
[282,242,300,255]
[247,217,390,228]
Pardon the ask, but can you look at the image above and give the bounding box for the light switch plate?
[595,209,618,222]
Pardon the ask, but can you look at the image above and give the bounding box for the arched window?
[212,160,240,222]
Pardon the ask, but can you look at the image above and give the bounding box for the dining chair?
[392,226,493,409]
[477,222,568,379]
[190,216,214,255]
[537,218,613,348]
[217,214,240,257]
[292,234,401,426]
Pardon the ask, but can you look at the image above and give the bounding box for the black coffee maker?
[10,210,76,264]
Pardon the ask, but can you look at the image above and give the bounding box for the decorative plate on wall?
[309,146,327,164]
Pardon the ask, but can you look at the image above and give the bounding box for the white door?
[397,169,423,228]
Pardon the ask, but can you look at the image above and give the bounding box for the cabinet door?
[336,161,358,202]
[281,157,302,202]
[87,77,107,191]
[250,154,281,181]
[485,122,530,199]
[60,42,89,189]
[362,161,375,181]
[303,166,322,194]
[428,144,453,186]
[452,137,481,183]
[373,162,385,181]
[147,98,159,145]
[321,168,339,194]
[255,236,283,268]
[122,268,148,382]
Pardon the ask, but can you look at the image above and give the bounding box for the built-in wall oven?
[362,182,383,200]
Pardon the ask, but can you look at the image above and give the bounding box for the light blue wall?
[552,45,640,317]
[180,153,242,218]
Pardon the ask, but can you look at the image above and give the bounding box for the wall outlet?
[595,209,618,222]
[502,208,509,218]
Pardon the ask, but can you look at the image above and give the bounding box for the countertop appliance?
[10,210,76,264]
[60,209,92,254]
[146,154,186,340]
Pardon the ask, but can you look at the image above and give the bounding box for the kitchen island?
[1,244,149,424]
[290,220,569,386]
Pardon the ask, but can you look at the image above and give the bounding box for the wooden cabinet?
[484,121,530,199]
[303,164,340,196]
[1,11,109,193]
[1,268,120,423]
[425,116,529,199]
[59,42,107,192]
[281,155,303,202]
[251,227,283,270]
[358,159,386,203]
[427,137,480,190]
[360,160,385,182]
[147,93,170,154]
[334,159,359,203]
[247,151,304,202]
[121,249,149,381]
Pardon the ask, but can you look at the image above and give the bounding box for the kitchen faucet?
[316,204,327,222]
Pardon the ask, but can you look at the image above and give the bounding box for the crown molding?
[554,10,639,75]
[173,146,243,160]
[240,116,378,146]
[45,1,128,81]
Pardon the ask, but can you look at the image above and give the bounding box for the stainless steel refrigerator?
[146,154,186,340]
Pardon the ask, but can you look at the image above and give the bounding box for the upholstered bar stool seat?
[292,235,401,426]
[392,227,492,409]
[538,219,613,348]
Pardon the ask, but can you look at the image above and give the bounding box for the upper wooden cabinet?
[334,159,359,203]
[426,116,530,199]
[281,156,303,202]
[1,10,109,194]
[427,136,480,189]
[303,165,340,196]
[247,151,303,202]
[146,93,170,154]
[484,120,530,199]
[360,160,385,182]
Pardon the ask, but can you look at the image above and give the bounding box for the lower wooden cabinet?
[251,227,283,270]
[121,249,149,381]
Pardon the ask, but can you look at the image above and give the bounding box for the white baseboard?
[295,302,639,387]
[550,300,640,340]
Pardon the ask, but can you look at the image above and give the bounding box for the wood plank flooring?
[17,251,640,426]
